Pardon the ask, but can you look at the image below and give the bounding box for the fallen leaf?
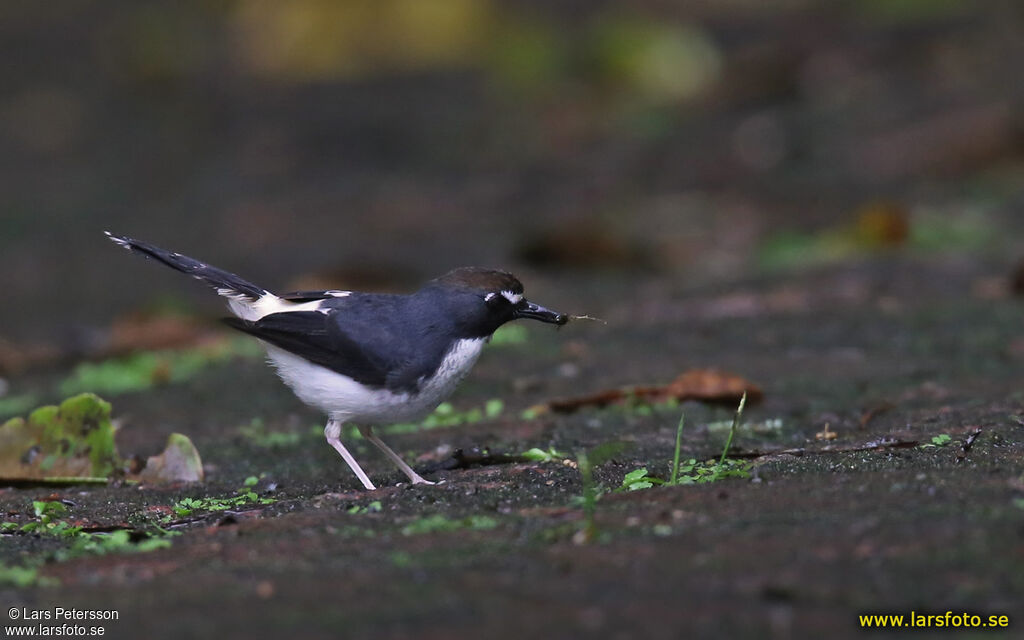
[0,393,119,481]
[0,393,203,485]
[138,433,204,483]
[539,369,762,414]
[657,370,763,404]
[854,201,909,248]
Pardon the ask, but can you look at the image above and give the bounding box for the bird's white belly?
[263,338,486,424]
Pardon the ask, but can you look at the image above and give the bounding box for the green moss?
[0,393,118,480]
[382,398,505,434]
[59,337,261,396]
[401,514,498,536]
[0,563,55,588]
[0,394,202,484]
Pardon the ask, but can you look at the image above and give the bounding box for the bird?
[105,231,568,490]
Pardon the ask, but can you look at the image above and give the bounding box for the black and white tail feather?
[104,231,346,322]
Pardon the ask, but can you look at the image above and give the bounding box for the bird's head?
[428,267,568,336]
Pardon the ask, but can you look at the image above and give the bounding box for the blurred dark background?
[2,0,1024,344]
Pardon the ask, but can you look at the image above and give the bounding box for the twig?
[956,427,983,463]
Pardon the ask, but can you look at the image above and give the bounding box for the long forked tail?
[105,231,269,307]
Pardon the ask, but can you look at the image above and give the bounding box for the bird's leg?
[324,419,376,490]
[357,425,436,485]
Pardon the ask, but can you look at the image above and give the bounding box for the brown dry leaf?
[0,338,62,376]
[854,201,909,247]
[541,369,762,414]
[656,370,764,404]
[547,389,626,413]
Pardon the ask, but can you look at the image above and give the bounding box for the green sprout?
[169,478,275,518]
[1,499,180,586]
[670,411,685,485]
[617,393,751,492]
[574,442,626,543]
[347,501,383,515]
[919,433,953,448]
[717,392,746,470]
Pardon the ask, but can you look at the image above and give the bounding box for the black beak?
[515,300,568,325]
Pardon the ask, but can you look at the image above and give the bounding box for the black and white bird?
[105,232,567,490]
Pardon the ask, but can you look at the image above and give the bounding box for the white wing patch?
[222,290,351,321]
[224,292,328,321]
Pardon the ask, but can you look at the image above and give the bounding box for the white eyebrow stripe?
[501,290,523,304]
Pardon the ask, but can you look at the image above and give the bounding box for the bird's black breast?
[223,292,470,394]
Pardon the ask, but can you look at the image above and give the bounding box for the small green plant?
[673,457,750,484]
[3,501,83,537]
[620,467,658,491]
[238,418,305,448]
[59,337,260,396]
[717,393,746,468]
[1,499,179,584]
[670,411,685,484]
[382,399,504,433]
[347,501,383,515]
[576,450,600,543]
[573,442,626,544]
[920,434,952,448]
[400,514,498,536]
[170,477,275,518]
[0,563,55,588]
[618,393,751,492]
[389,551,413,567]
[520,406,543,420]
[520,446,568,462]
[53,529,174,561]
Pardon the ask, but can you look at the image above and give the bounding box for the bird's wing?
[223,309,444,393]
[223,311,395,388]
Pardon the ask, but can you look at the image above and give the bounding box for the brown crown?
[432,267,523,294]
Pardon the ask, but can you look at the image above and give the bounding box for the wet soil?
[3,258,1024,639]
